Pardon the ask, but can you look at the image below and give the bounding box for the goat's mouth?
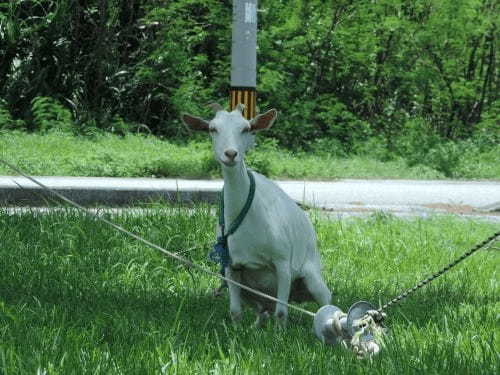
[220,159,237,167]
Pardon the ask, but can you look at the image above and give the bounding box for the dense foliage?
[0,0,498,151]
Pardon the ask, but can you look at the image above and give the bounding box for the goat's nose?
[224,149,238,160]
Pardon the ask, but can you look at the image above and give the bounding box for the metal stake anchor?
[313,301,385,358]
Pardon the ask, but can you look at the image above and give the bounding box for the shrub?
[314,95,372,152]
[425,141,463,177]
[264,96,371,151]
[310,138,347,158]
[0,99,25,130]
[31,96,73,133]
[451,140,500,179]
[393,118,439,162]
[246,138,280,176]
[472,101,500,151]
[108,115,135,136]
[392,118,468,177]
[353,137,393,161]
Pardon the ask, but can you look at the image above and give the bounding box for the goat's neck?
[221,161,251,227]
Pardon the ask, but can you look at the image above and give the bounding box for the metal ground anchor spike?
[313,301,385,358]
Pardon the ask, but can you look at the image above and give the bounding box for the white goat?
[182,104,331,326]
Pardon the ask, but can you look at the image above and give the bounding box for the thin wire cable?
[0,159,316,318]
[3,158,498,320]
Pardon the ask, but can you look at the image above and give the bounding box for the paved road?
[1,175,499,219]
[280,179,500,214]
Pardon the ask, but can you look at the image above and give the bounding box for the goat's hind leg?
[302,262,332,306]
[274,261,292,326]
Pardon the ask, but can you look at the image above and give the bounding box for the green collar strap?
[219,169,256,237]
[209,170,255,271]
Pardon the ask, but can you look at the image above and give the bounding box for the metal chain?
[378,230,500,313]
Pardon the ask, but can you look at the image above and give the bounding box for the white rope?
[0,159,316,318]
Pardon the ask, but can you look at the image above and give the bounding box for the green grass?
[0,207,498,374]
[1,131,498,180]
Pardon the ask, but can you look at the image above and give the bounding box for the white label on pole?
[244,3,257,24]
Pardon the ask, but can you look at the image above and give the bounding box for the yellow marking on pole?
[249,91,252,118]
[250,91,256,118]
[244,90,249,118]
[229,88,256,120]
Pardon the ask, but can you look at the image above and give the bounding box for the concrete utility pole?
[230,0,257,120]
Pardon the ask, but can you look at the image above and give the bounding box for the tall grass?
[0,207,498,374]
[1,131,499,179]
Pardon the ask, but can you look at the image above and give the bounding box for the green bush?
[263,96,371,151]
[31,96,73,133]
[393,118,439,162]
[425,141,463,177]
[472,101,500,150]
[451,140,500,179]
[310,138,347,158]
[0,99,25,130]
[107,115,136,135]
[246,138,280,175]
[352,137,394,161]
[390,119,469,177]
[313,95,372,152]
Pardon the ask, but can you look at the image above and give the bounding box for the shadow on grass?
[3,261,492,334]
[331,275,495,328]
[1,251,497,374]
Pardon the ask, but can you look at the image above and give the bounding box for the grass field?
[0,206,498,374]
[1,131,499,180]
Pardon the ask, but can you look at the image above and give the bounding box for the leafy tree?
[0,0,497,148]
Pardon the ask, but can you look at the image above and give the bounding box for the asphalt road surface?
[1,176,499,221]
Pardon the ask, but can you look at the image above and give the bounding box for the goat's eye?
[209,128,217,133]
[241,127,250,133]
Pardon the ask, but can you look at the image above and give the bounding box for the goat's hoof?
[274,318,288,329]
[253,311,270,328]
[274,310,288,329]
[212,285,226,298]
[230,310,243,323]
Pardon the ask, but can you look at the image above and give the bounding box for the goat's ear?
[181,113,209,132]
[250,109,277,131]
[235,103,245,113]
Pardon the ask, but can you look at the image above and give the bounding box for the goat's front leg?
[226,266,243,322]
[274,261,292,327]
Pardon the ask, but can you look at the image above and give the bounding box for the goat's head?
[182,104,277,168]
